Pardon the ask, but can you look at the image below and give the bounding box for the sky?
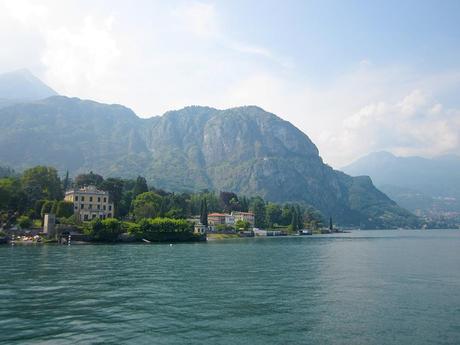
[1,0,459,167]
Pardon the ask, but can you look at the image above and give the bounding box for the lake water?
[1,230,459,344]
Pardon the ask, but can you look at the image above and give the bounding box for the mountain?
[0,69,57,103]
[0,96,418,228]
[343,151,460,220]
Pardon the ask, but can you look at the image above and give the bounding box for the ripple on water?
[0,230,460,345]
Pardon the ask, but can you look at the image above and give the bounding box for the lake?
[1,230,459,344]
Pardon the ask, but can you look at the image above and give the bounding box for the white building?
[231,211,255,227]
[64,185,114,221]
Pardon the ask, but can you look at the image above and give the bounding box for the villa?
[64,185,114,221]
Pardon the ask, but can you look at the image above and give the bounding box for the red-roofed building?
[208,213,227,225]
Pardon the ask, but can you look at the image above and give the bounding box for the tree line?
[0,166,325,231]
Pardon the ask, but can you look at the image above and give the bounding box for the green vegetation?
[17,215,32,229]
[0,165,326,240]
[83,218,123,242]
[0,97,422,228]
[130,218,196,242]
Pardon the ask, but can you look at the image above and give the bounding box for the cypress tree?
[200,198,208,226]
[63,170,70,192]
[290,207,298,231]
[296,205,303,230]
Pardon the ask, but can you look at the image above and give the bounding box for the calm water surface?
[1,230,459,344]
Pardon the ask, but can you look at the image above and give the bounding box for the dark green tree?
[250,196,266,228]
[200,198,208,226]
[56,201,74,218]
[265,202,282,229]
[63,170,70,191]
[74,171,104,188]
[289,207,299,231]
[132,176,149,198]
[132,192,162,220]
[100,178,124,217]
[40,200,54,218]
[21,166,62,204]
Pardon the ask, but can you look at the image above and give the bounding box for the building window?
[92,214,96,219]
[75,196,78,201]
[98,197,101,202]
[97,205,100,210]
[84,214,88,221]
[103,205,106,210]
[107,213,112,218]
[89,204,92,209]
[104,197,107,202]
[81,196,85,201]
[81,204,84,209]
[89,196,93,202]
[74,206,78,209]
[109,205,112,211]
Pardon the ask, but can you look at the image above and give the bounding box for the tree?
[219,191,240,212]
[40,200,55,218]
[0,177,27,213]
[132,176,148,198]
[56,201,74,218]
[100,178,124,217]
[17,215,32,229]
[132,192,162,220]
[63,170,70,191]
[249,196,266,228]
[296,204,304,229]
[200,198,208,226]
[21,166,62,204]
[84,218,123,242]
[235,219,250,231]
[265,203,282,229]
[289,207,299,231]
[74,171,104,188]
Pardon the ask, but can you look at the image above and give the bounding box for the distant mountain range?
[343,151,460,219]
[0,70,419,228]
[0,69,57,107]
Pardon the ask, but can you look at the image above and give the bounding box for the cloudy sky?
[1,0,459,167]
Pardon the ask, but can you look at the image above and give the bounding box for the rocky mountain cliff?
[0,96,418,227]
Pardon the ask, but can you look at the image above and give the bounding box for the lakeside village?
[0,166,341,245]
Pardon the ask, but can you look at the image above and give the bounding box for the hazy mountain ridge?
[0,95,418,227]
[343,151,460,219]
[0,69,57,102]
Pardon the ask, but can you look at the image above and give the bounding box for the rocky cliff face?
[0,96,418,227]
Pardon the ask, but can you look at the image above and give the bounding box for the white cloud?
[172,2,219,38]
[41,15,120,95]
[0,1,459,169]
[335,90,460,162]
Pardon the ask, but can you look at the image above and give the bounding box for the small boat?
[298,229,312,235]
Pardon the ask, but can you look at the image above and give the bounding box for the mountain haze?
[0,69,57,106]
[0,95,417,228]
[343,151,460,217]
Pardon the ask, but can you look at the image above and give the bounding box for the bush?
[84,218,123,242]
[130,217,194,242]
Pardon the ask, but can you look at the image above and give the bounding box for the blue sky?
[0,0,459,166]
